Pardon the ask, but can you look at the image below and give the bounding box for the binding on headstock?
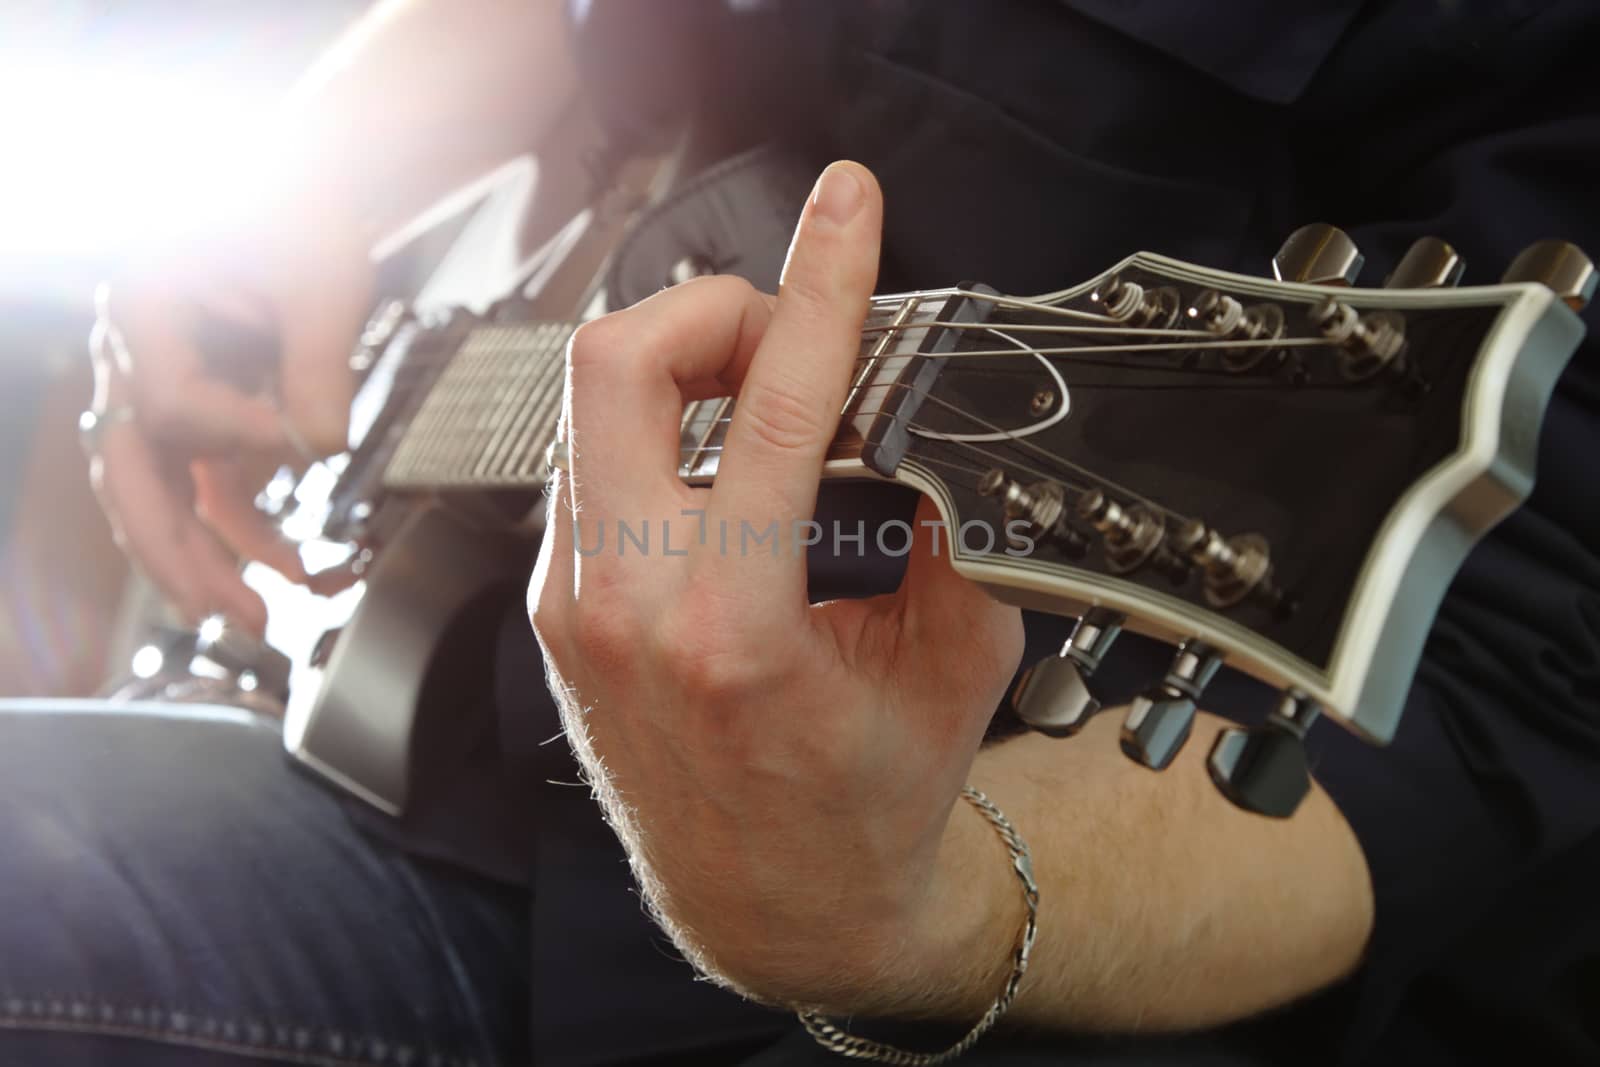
[678,226,1594,818]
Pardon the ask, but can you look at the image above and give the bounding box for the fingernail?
[811,163,863,225]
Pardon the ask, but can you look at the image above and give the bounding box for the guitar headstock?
[863,227,1593,816]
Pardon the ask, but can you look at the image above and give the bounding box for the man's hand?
[533,161,1375,1032]
[90,195,374,634]
[84,0,583,635]
[529,161,1029,1005]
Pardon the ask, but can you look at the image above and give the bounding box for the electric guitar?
[217,145,1593,821]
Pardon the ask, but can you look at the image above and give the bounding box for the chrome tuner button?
[1012,607,1125,737]
[1207,691,1319,818]
[1501,240,1597,311]
[1120,639,1223,770]
[1384,237,1465,289]
[1273,224,1365,286]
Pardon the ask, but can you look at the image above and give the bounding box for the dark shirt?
[539,2,1600,1064]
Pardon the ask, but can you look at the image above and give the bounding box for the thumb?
[898,497,1026,688]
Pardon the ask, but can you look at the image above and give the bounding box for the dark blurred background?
[0,1,369,695]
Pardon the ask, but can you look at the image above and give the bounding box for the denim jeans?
[0,700,1293,1067]
[0,702,529,1067]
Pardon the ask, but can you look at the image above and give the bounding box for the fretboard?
[383,321,573,490]
[382,291,953,493]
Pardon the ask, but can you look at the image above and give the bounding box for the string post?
[1190,290,1288,372]
[980,469,1088,556]
[1093,274,1182,328]
[1308,297,1409,381]
[1077,489,1165,574]
[1173,520,1292,616]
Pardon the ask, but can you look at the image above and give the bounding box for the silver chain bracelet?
[797,786,1040,1064]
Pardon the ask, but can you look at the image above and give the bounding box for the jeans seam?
[0,992,480,1067]
[387,862,503,1067]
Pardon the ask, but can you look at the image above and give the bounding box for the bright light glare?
[130,643,164,679]
[198,614,226,645]
[0,54,278,261]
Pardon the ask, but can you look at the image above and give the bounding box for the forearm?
[804,710,1374,1032]
[267,0,579,236]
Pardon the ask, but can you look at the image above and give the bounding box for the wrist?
[908,789,1032,1016]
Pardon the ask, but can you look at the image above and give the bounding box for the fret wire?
[484,326,553,477]
[482,324,568,479]
[685,396,734,474]
[845,295,922,423]
[471,330,531,479]
[509,336,572,478]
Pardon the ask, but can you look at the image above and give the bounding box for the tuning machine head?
[1120,639,1223,770]
[1501,239,1596,311]
[1384,237,1465,289]
[1207,691,1318,818]
[1012,608,1123,737]
[1273,224,1364,287]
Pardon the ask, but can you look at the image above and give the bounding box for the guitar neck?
[381,291,956,494]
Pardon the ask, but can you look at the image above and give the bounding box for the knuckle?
[738,377,829,454]
[571,592,643,673]
[655,604,762,703]
[567,314,631,372]
[525,583,567,644]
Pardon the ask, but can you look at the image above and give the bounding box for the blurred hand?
[89,192,376,634]
[529,162,1026,1001]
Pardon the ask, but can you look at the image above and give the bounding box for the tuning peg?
[1012,607,1124,737]
[1501,240,1597,311]
[1119,639,1223,770]
[1207,691,1319,819]
[1384,237,1465,289]
[1273,224,1364,287]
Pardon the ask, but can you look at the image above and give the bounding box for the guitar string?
[672,431,1083,501]
[408,286,1329,491]
[874,288,1120,323]
[860,321,1219,339]
[845,336,1330,363]
[674,377,1177,523]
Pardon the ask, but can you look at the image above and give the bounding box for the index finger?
[707,162,883,578]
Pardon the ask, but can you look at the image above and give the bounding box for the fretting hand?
[529,161,1027,1005]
